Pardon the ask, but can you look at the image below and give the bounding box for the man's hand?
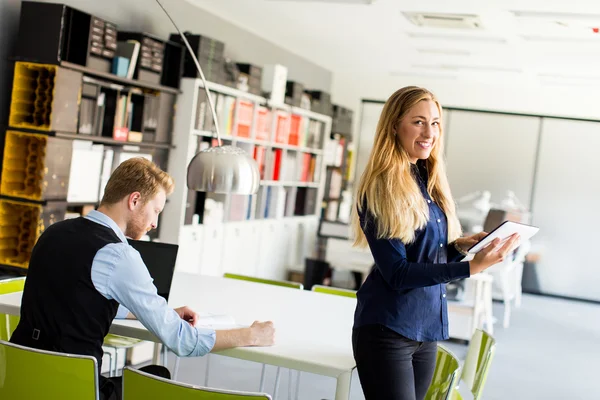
[249,321,276,346]
[174,306,198,327]
[455,232,488,253]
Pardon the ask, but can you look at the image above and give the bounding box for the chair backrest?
[0,277,25,295]
[0,339,98,399]
[0,277,25,341]
[460,329,496,399]
[223,273,303,290]
[424,345,461,400]
[123,367,272,399]
[311,284,357,298]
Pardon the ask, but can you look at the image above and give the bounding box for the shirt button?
[440,243,443,248]
[427,200,431,204]
[437,219,441,223]
[443,294,446,298]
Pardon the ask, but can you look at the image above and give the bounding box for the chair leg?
[115,348,120,377]
[162,344,168,367]
[295,371,301,400]
[105,350,113,378]
[204,354,211,386]
[173,356,181,381]
[502,274,511,329]
[273,367,282,399]
[288,369,293,400]
[259,364,267,392]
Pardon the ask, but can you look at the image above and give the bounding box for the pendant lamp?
[156,0,260,195]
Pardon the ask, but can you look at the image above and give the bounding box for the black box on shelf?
[169,33,225,80]
[306,90,333,116]
[236,63,262,79]
[117,32,170,86]
[286,81,305,107]
[332,105,354,136]
[14,2,116,72]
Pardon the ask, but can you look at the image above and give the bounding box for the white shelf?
[270,142,323,155]
[196,79,267,104]
[261,180,320,188]
[268,101,332,124]
[193,130,322,154]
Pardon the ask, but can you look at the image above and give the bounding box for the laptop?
[127,239,179,301]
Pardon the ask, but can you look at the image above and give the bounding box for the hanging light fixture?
[156,0,260,195]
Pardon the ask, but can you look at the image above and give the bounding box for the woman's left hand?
[455,232,488,253]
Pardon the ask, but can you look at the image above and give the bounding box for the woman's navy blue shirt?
[354,161,470,342]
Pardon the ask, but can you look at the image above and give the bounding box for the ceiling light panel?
[403,12,483,30]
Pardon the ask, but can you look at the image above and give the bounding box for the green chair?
[0,277,25,341]
[102,333,144,377]
[0,339,99,399]
[311,284,357,298]
[424,345,461,400]
[223,273,304,290]
[123,366,272,399]
[451,329,496,400]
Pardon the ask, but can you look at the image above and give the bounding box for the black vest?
[11,217,121,370]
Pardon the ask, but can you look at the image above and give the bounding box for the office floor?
[167,294,600,400]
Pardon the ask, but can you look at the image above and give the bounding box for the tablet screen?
[467,220,539,254]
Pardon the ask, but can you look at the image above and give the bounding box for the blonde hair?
[100,157,174,206]
[352,86,461,246]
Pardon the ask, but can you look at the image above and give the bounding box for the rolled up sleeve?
[96,243,216,356]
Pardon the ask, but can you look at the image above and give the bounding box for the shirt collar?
[84,210,128,243]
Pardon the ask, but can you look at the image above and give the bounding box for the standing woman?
[351,86,519,400]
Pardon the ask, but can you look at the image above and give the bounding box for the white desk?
[0,273,357,400]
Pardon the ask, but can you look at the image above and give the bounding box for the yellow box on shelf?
[1,130,73,202]
[0,198,42,269]
[9,62,82,132]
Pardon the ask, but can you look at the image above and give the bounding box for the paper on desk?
[196,312,245,329]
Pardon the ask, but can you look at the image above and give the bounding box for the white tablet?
[467,220,539,255]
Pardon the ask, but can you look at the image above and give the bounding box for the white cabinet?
[175,225,204,274]
[200,224,224,277]
[221,221,261,277]
[256,220,287,281]
[173,217,318,281]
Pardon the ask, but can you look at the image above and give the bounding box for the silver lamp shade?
[187,145,260,194]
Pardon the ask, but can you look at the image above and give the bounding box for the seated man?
[11,158,275,400]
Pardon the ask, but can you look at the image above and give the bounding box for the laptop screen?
[127,239,179,301]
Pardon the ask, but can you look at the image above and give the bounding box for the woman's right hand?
[469,233,520,275]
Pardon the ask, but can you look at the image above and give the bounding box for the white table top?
[0,273,357,378]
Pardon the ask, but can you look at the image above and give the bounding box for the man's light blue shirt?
[86,210,216,357]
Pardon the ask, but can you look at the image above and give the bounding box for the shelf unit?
[159,77,331,281]
[0,59,180,271]
[320,107,355,225]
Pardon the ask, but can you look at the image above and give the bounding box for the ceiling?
[187,0,600,88]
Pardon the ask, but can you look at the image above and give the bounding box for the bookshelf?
[0,57,180,271]
[159,77,331,281]
[320,105,355,225]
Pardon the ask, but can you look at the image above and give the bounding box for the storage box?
[0,198,67,269]
[285,81,305,107]
[14,2,117,72]
[1,131,73,202]
[117,32,167,85]
[169,33,225,80]
[9,62,82,133]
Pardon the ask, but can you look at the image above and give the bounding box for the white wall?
[332,72,600,122]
